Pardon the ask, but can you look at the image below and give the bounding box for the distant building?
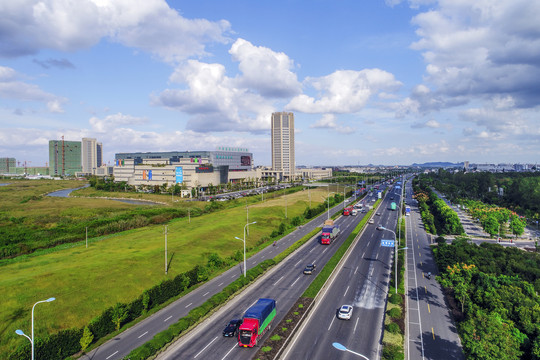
[0,157,16,174]
[271,112,295,179]
[49,140,82,176]
[82,138,103,174]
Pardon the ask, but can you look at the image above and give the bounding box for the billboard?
[175,167,183,184]
[196,164,213,173]
[241,155,251,166]
[142,170,152,180]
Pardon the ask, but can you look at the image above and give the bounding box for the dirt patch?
[253,297,313,360]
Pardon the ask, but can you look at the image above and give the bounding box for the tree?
[80,326,94,352]
[111,303,129,331]
[439,263,477,313]
[460,309,524,360]
[509,215,526,237]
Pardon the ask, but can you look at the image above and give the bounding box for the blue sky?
[1,0,539,167]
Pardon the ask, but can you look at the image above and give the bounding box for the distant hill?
[411,162,464,168]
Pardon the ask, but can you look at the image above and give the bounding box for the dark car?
[223,319,242,337]
[303,264,316,275]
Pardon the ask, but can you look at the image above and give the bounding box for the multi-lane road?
[403,179,464,360]
[281,188,398,360]
[156,197,372,360]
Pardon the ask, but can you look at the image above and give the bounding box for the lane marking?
[203,292,209,297]
[432,327,435,340]
[428,304,431,313]
[344,285,350,297]
[221,344,238,360]
[322,248,328,254]
[185,302,193,308]
[309,247,315,253]
[164,315,172,322]
[290,276,301,288]
[106,351,118,360]
[194,336,218,358]
[294,259,302,267]
[354,266,358,274]
[354,317,359,334]
[218,282,223,286]
[328,316,336,331]
[138,331,148,339]
[274,276,285,286]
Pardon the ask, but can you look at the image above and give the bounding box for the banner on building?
[195,164,213,173]
[115,159,125,166]
[142,170,152,180]
[175,167,183,184]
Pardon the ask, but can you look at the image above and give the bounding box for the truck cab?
[238,318,259,347]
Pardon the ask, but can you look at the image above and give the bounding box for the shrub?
[386,322,401,334]
[270,334,281,341]
[383,344,404,360]
[389,293,403,305]
[261,346,272,352]
[387,307,402,319]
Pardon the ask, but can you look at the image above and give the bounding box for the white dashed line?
[164,315,172,322]
[185,302,193,308]
[138,331,148,339]
[106,351,118,359]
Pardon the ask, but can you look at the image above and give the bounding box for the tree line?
[434,239,540,359]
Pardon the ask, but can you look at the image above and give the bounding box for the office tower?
[49,139,82,176]
[82,137,103,174]
[271,112,295,176]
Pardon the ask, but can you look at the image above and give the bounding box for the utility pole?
[164,225,168,274]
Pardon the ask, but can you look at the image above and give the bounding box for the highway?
[281,189,398,360]
[403,178,464,360]
[156,198,369,360]
[81,194,365,360]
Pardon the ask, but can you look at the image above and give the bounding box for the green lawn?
[0,185,331,357]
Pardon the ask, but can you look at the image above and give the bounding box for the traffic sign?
[380,239,395,247]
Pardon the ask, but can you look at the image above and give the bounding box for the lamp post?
[380,226,404,294]
[16,297,56,360]
[332,342,370,359]
[323,192,335,220]
[235,221,257,277]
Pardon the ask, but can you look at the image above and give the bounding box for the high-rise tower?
[271,112,295,177]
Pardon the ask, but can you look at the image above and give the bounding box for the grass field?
[0,183,334,357]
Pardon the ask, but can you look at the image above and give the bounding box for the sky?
[1,0,539,167]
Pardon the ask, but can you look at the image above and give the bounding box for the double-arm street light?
[380,226,408,294]
[235,221,257,277]
[16,297,56,360]
[323,192,336,220]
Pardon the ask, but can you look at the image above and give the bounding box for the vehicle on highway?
[303,264,316,275]
[369,219,374,224]
[376,225,384,230]
[238,298,276,348]
[223,319,242,337]
[376,212,381,216]
[321,219,340,245]
[337,305,353,320]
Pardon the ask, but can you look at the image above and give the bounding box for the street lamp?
[332,342,370,359]
[235,221,257,277]
[323,192,335,220]
[16,297,56,360]
[380,226,406,294]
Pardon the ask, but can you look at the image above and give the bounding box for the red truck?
[238,298,277,348]
[321,219,340,245]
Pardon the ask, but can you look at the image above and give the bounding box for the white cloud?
[155,59,274,132]
[229,38,301,98]
[89,113,148,133]
[310,114,356,134]
[0,0,230,62]
[0,66,67,112]
[287,69,401,114]
[411,119,441,129]
[409,0,540,109]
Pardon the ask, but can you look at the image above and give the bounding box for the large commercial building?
[82,138,103,174]
[0,157,16,174]
[49,140,82,176]
[115,147,253,172]
[271,112,295,178]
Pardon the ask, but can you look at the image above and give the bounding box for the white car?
[369,219,374,224]
[338,305,353,320]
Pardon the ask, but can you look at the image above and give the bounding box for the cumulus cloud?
[0,0,230,62]
[154,59,274,132]
[410,0,540,109]
[286,69,401,114]
[0,65,67,112]
[310,114,356,134]
[89,113,148,133]
[229,38,301,98]
[411,119,441,129]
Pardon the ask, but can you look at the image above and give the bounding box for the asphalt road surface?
[281,191,397,360]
